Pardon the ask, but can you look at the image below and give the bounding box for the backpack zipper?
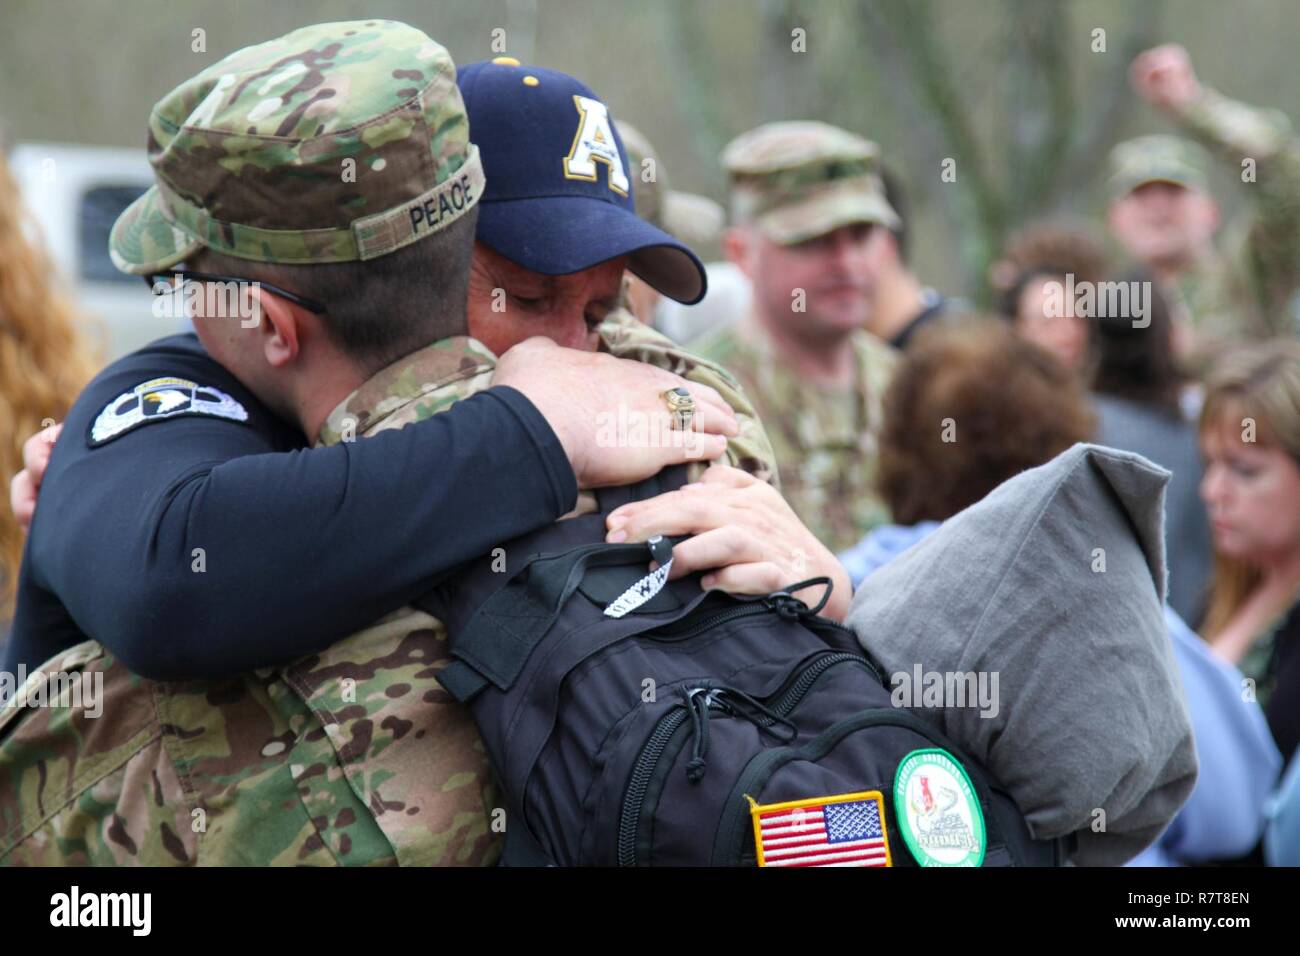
[645,600,773,640]
[615,706,690,866]
[616,649,872,866]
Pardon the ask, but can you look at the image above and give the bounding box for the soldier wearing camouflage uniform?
[0,319,773,866]
[694,122,899,553]
[0,23,776,866]
[1109,44,1300,365]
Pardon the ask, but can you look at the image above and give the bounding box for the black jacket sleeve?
[6,339,576,681]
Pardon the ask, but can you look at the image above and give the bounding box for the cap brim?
[757,179,899,246]
[1111,171,1201,199]
[476,195,707,304]
[109,184,204,276]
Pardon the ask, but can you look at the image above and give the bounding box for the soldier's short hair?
[192,206,478,372]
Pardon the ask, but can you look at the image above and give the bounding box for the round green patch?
[893,748,986,867]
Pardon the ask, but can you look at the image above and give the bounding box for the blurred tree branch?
[857,0,1006,297]
[855,0,1165,300]
[659,0,735,194]
[1055,0,1166,194]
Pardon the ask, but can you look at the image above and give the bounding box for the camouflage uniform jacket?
[1173,87,1300,352]
[694,315,897,553]
[0,314,776,865]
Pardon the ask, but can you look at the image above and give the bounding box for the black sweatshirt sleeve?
[6,341,576,681]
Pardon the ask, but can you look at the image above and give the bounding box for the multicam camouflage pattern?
[111,19,482,275]
[0,643,202,865]
[1,576,499,866]
[694,316,897,554]
[0,317,777,866]
[1107,134,1211,198]
[1171,86,1300,352]
[721,121,898,245]
[318,336,497,443]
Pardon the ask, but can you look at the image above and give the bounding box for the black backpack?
[419,466,1065,867]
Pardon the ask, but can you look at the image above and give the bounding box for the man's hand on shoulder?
[492,337,737,488]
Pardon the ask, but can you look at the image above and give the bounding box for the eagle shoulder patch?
[89,376,249,447]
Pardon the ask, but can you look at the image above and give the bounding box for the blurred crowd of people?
[619,43,1300,865]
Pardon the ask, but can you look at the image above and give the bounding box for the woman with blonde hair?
[1199,340,1300,765]
[0,148,101,625]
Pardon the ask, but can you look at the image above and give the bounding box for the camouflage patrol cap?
[110,20,484,275]
[1108,134,1210,200]
[721,120,898,245]
[617,121,724,253]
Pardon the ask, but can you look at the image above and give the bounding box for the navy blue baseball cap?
[457,57,707,304]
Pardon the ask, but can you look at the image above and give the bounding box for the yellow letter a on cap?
[563,95,630,196]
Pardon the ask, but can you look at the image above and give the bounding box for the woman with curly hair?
[867,317,1097,533]
[0,148,101,626]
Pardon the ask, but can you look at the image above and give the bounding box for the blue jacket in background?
[1265,746,1300,865]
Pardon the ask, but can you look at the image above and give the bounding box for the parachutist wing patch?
[89,376,249,446]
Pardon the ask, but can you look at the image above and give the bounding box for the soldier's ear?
[256,288,301,369]
[1105,197,1132,238]
[1198,194,1221,235]
[722,226,755,276]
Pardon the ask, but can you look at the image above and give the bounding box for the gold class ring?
[663,386,696,431]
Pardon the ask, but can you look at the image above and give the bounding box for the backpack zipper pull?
[683,687,725,784]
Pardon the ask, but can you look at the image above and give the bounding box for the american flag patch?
[750,790,892,867]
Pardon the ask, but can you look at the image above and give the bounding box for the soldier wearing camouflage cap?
[110,22,480,276]
[1,23,780,866]
[1108,134,1212,200]
[2,18,496,868]
[2,18,748,686]
[694,121,900,553]
[1109,44,1300,366]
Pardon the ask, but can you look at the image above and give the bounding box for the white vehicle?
[9,142,186,361]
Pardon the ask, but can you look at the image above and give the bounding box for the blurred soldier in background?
[616,120,733,343]
[1108,44,1300,366]
[695,121,898,552]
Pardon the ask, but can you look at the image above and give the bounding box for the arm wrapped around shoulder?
[845,443,1198,866]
